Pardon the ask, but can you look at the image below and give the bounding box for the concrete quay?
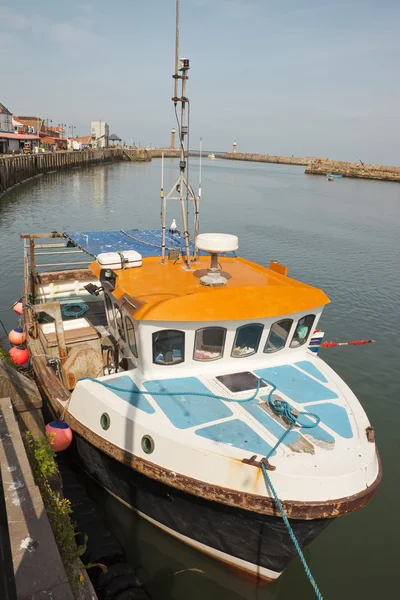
[0,396,75,600]
[0,149,124,198]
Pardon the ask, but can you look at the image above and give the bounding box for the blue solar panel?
[64,229,236,259]
[64,230,165,258]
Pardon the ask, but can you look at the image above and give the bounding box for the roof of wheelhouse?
[89,254,330,322]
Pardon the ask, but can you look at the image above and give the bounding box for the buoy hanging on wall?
[45,420,73,452]
[8,328,26,346]
[13,300,23,315]
[9,346,29,366]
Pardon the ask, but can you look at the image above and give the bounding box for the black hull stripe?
[73,434,331,574]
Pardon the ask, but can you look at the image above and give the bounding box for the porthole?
[141,435,155,454]
[100,413,111,430]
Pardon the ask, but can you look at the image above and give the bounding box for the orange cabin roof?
[89,255,330,322]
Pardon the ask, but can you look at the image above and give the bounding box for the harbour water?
[0,158,399,599]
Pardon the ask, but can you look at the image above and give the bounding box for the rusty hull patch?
[66,412,382,521]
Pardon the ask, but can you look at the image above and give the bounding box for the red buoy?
[8,328,26,346]
[9,346,29,366]
[45,420,73,452]
[13,300,23,315]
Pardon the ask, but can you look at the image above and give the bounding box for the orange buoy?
[13,300,23,315]
[45,420,73,452]
[9,346,29,366]
[8,328,26,346]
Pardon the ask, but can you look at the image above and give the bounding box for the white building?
[91,121,109,149]
[0,104,39,154]
[0,103,13,132]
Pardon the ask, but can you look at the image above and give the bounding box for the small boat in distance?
[326,173,342,178]
[327,177,334,181]
[208,153,216,159]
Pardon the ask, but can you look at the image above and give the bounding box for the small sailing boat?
[20,0,381,584]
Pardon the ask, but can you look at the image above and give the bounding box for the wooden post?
[29,236,35,285]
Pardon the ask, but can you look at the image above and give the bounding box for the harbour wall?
[2,148,399,193]
[149,149,309,164]
[305,159,400,182]
[0,148,125,198]
[151,149,400,181]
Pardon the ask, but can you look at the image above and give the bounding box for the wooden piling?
[0,148,124,198]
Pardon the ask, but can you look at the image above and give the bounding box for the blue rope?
[265,395,320,459]
[261,463,323,599]
[62,303,89,318]
[80,376,264,403]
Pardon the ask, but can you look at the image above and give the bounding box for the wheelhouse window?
[114,305,126,341]
[231,324,263,357]
[264,319,293,353]
[105,295,114,328]
[153,330,185,365]
[290,315,315,348]
[125,317,138,358]
[194,327,226,361]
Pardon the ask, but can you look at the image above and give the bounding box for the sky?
[0,0,399,163]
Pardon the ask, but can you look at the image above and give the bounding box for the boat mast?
[161,0,199,267]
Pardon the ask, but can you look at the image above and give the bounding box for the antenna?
[160,0,200,267]
[160,152,166,260]
[199,137,202,200]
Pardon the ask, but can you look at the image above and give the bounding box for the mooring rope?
[261,463,323,599]
[61,303,89,318]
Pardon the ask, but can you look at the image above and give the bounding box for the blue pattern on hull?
[107,376,155,414]
[143,377,233,429]
[254,366,338,403]
[294,361,328,383]
[306,403,353,438]
[195,419,275,456]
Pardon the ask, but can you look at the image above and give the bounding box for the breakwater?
[0,148,124,197]
[150,149,313,165]
[305,159,400,182]
[150,149,400,182]
[220,152,310,166]
[222,153,400,182]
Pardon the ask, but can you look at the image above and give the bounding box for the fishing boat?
[19,1,381,586]
[326,173,342,179]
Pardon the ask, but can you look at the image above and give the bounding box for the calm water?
[1,159,399,599]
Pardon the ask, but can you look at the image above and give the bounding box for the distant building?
[91,121,109,149]
[0,107,39,153]
[108,133,122,146]
[13,117,29,134]
[170,128,176,149]
[16,117,63,138]
[16,116,42,133]
[70,135,94,150]
[0,103,13,132]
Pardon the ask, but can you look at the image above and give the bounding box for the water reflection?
[0,159,399,598]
